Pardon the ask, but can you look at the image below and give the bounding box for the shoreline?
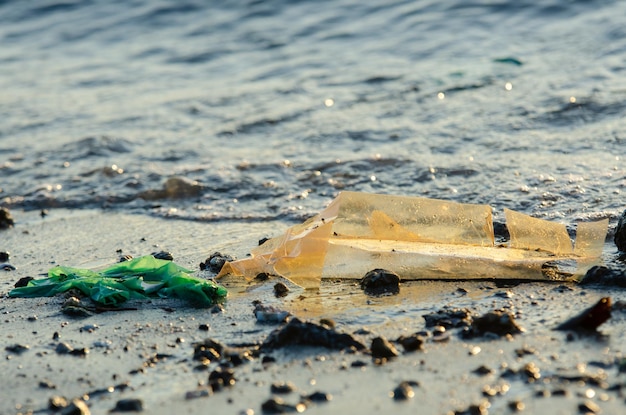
[2,209,626,414]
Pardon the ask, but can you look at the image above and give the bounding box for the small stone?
[304,391,332,402]
[39,380,57,389]
[112,398,144,412]
[208,366,236,391]
[360,269,400,296]
[508,400,525,412]
[274,282,290,297]
[473,365,494,376]
[56,342,74,355]
[370,336,399,359]
[0,207,15,229]
[27,315,38,322]
[200,252,234,273]
[260,398,306,414]
[151,251,173,261]
[1,263,16,271]
[463,310,523,338]
[392,381,416,400]
[198,323,210,331]
[185,389,211,400]
[5,343,29,354]
[0,251,9,262]
[578,400,601,414]
[396,333,424,352]
[270,381,296,394]
[556,297,612,332]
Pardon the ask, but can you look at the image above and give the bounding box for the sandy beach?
[2,209,626,415]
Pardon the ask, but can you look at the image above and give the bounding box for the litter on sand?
[9,255,227,307]
[218,191,608,289]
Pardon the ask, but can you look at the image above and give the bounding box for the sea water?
[1,0,625,229]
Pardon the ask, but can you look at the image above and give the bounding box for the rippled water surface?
[1,0,625,226]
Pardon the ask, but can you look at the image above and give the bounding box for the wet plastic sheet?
[218,191,608,289]
[9,256,227,307]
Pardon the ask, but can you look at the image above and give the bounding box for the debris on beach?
[580,265,626,287]
[261,317,366,352]
[253,301,291,324]
[8,255,227,308]
[360,268,400,296]
[555,297,612,332]
[0,207,14,229]
[370,336,399,360]
[217,191,607,288]
[461,310,524,338]
[200,252,234,273]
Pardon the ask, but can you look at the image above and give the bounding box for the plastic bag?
[218,191,608,289]
[9,256,227,307]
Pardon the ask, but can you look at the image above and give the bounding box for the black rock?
[555,297,612,332]
[580,265,626,287]
[208,366,236,391]
[274,282,290,297]
[112,398,144,412]
[200,252,234,273]
[261,398,305,414]
[270,381,296,394]
[462,311,523,338]
[615,209,626,252]
[261,318,366,352]
[370,336,399,359]
[151,251,173,261]
[396,333,424,352]
[0,207,14,230]
[360,269,400,296]
[392,381,416,400]
[0,251,9,262]
[423,307,473,329]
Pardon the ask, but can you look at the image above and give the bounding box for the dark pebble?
[360,268,400,296]
[208,366,236,391]
[198,323,210,331]
[1,263,16,271]
[200,252,234,273]
[151,251,173,261]
[271,381,296,394]
[462,310,523,338]
[261,397,306,414]
[350,360,368,368]
[112,398,144,412]
[274,282,290,297]
[370,336,399,359]
[255,272,270,281]
[423,307,473,329]
[0,207,15,229]
[5,343,30,354]
[508,400,525,412]
[39,380,57,389]
[555,297,612,332]
[614,209,626,252]
[0,251,9,262]
[56,342,74,355]
[580,266,626,288]
[578,400,601,414]
[193,338,225,362]
[259,237,270,246]
[261,318,366,352]
[396,333,424,352]
[304,391,332,402]
[14,276,34,287]
[392,381,416,400]
[27,315,38,322]
[473,365,494,376]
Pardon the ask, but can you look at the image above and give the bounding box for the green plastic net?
[9,255,227,307]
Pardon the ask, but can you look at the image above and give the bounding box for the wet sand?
[2,210,626,415]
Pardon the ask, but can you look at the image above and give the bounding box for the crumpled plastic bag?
[9,256,227,307]
[218,191,608,289]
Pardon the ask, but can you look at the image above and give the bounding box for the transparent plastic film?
[217,192,608,288]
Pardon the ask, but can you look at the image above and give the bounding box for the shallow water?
[1,0,625,228]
